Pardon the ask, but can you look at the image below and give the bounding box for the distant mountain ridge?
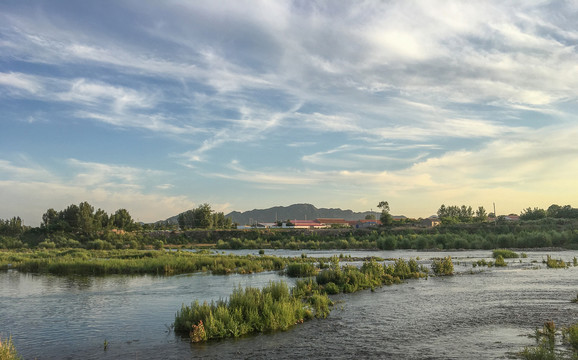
[225,203,403,225]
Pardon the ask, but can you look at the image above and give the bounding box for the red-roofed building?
[288,220,328,229]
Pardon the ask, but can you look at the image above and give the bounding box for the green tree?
[111,209,133,230]
[195,203,214,229]
[78,201,95,235]
[61,204,80,232]
[519,207,546,221]
[365,214,376,220]
[377,201,393,226]
[474,206,487,222]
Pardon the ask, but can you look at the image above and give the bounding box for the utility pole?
[493,202,497,227]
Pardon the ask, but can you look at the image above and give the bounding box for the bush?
[0,336,22,360]
[494,255,507,267]
[431,256,454,275]
[493,249,519,259]
[174,281,330,342]
[285,262,318,277]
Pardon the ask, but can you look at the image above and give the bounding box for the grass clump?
[494,255,507,267]
[0,336,22,360]
[493,249,519,259]
[0,249,293,276]
[518,321,578,359]
[544,255,567,269]
[315,258,427,294]
[285,262,318,277]
[431,256,454,275]
[174,281,331,342]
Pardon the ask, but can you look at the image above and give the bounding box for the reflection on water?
[1,250,577,359]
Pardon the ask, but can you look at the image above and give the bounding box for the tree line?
[177,203,233,230]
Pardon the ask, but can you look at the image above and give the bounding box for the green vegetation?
[285,262,318,277]
[518,321,578,360]
[0,249,291,276]
[544,255,567,269]
[494,255,507,267]
[431,256,454,275]
[3,201,578,251]
[493,249,520,259]
[175,258,431,343]
[174,281,331,342]
[0,336,21,360]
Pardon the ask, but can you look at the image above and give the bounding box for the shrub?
[285,262,318,277]
[431,256,454,275]
[0,336,22,360]
[562,323,578,351]
[544,255,566,269]
[494,255,507,267]
[174,281,330,342]
[493,249,519,259]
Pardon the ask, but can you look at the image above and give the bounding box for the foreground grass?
[0,249,295,276]
[518,321,578,360]
[175,257,436,342]
[174,281,332,342]
[0,336,21,360]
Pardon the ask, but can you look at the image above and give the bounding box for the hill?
[225,203,404,225]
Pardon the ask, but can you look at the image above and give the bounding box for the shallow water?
[1,250,576,359]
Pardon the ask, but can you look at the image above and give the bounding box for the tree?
[111,209,133,230]
[377,201,393,226]
[377,201,390,213]
[519,207,546,221]
[547,204,561,218]
[61,204,80,232]
[474,206,487,222]
[78,201,95,235]
[42,208,59,230]
[365,214,376,220]
[195,203,214,229]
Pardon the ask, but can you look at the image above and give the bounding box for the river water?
[1,250,576,359]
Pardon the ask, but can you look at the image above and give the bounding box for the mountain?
[225,203,400,225]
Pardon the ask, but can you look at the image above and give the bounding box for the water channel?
[1,249,577,359]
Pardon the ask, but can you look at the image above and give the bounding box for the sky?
[1,1,578,225]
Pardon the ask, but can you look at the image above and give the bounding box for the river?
[1,250,576,359]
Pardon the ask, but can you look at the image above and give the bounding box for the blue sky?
[1,1,578,225]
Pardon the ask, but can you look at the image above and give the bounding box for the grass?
[0,249,296,276]
[431,256,454,275]
[493,249,520,259]
[518,321,578,360]
[175,258,431,343]
[285,262,318,277]
[494,255,508,267]
[0,336,21,360]
[174,281,331,342]
[544,255,567,269]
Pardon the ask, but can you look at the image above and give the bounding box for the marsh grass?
[174,281,331,342]
[431,256,454,275]
[493,249,519,259]
[285,262,318,277]
[544,256,567,269]
[0,249,291,276]
[494,255,507,267]
[0,336,21,360]
[519,321,578,360]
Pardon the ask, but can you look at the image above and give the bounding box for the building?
[287,220,328,229]
[315,218,351,227]
[421,218,441,227]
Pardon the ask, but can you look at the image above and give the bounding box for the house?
[421,218,441,227]
[346,219,382,228]
[315,218,351,227]
[288,220,328,229]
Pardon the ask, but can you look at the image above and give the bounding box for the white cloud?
[0,72,42,94]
